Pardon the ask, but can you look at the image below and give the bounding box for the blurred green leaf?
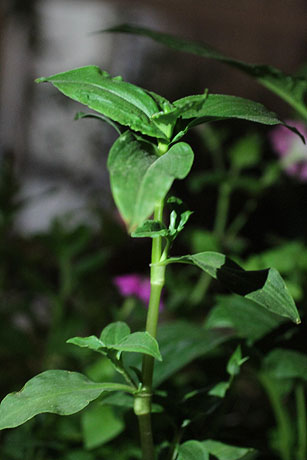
[229,134,262,170]
[205,295,284,344]
[202,439,257,459]
[263,348,307,381]
[177,440,209,460]
[81,404,124,449]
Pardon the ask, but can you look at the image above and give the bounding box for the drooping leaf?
[108,131,194,231]
[100,322,131,346]
[174,93,285,125]
[107,24,307,119]
[205,294,284,344]
[36,66,167,139]
[163,252,300,324]
[81,404,124,449]
[113,332,162,361]
[263,348,307,381]
[177,440,209,460]
[0,370,134,430]
[201,439,257,460]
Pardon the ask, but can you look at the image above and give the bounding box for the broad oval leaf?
[36,66,167,139]
[108,132,194,231]
[114,331,162,361]
[100,321,131,346]
[178,440,209,460]
[107,24,307,119]
[81,404,124,449]
[164,252,300,324]
[0,370,134,430]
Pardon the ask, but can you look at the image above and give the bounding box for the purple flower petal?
[114,274,164,310]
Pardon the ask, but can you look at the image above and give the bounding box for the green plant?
[0,32,305,459]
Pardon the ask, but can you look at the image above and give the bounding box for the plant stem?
[259,373,293,460]
[295,383,307,460]
[135,200,166,460]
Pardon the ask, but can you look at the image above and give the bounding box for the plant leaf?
[67,335,106,353]
[202,439,257,460]
[164,252,300,324]
[131,220,169,238]
[81,404,124,449]
[114,332,162,361]
[177,440,209,460]
[108,131,194,231]
[106,24,307,119]
[124,322,233,387]
[0,370,134,430]
[263,348,307,381]
[36,66,167,139]
[100,322,131,346]
[74,111,121,135]
[205,294,284,344]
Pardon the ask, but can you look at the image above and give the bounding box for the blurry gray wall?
[0,0,306,233]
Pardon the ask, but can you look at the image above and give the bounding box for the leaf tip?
[35,76,47,84]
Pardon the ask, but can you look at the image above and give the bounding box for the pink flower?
[113,274,164,310]
[269,120,307,181]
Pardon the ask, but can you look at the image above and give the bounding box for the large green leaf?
[0,370,134,430]
[36,66,167,139]
[164,252,300,324]
[263,348,307,381]
[177,440,209,460]
[108,131,194,231]
[107,24,307,119]
[205,294,285,344]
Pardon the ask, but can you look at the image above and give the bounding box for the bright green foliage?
[164,252,300,323]
[107,24,307,119]
[131,220,169,238]
[68,322,162,361]
[108,132,194,231]
[36,66,167,139]
[229,133,262,170]
[100,321,131,346]
[205,295,284,344]
[81,404,124,449]
[0,370,133,430]
[263,349,307,381]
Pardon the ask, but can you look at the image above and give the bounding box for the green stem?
[135,200,166,460]
[214,181,230,244]
[295,383,307,460]
[259,373,293,460]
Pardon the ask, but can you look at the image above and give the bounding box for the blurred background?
[0,1,307,459]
